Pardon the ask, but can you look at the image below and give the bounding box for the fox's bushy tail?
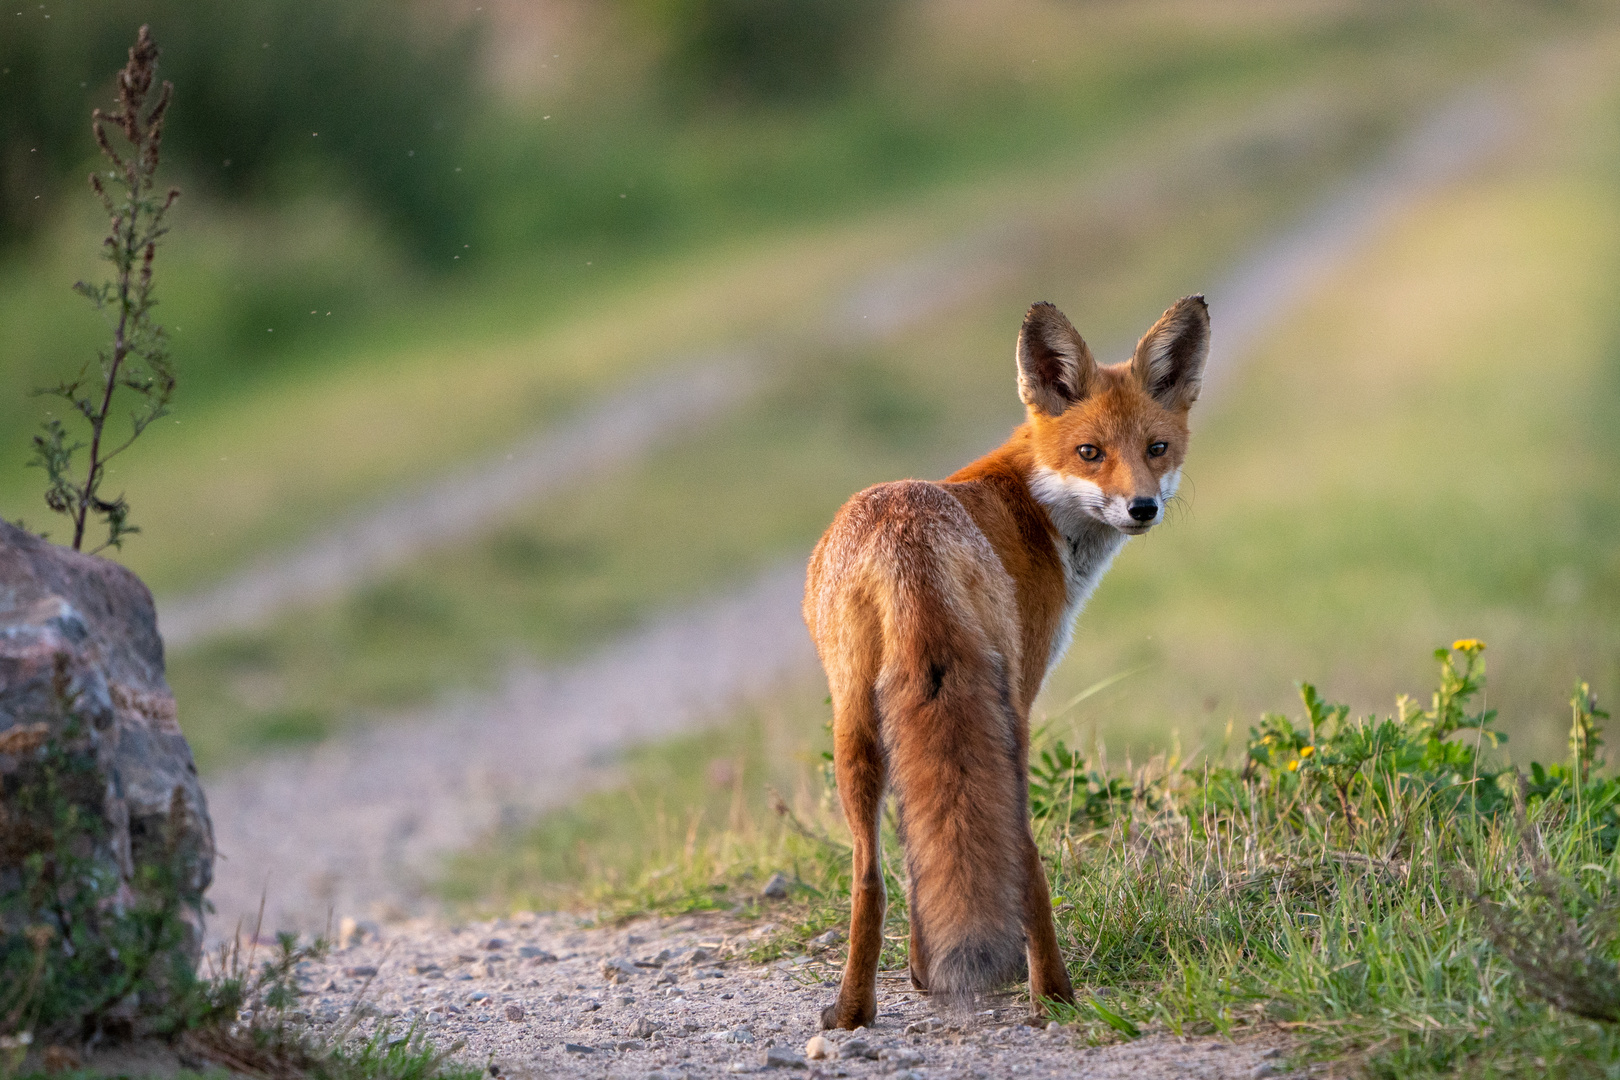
[876,570,1028,1006]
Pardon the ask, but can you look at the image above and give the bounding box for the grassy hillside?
[0,1,1555,591]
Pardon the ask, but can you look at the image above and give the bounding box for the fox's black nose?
[1127,498,1159,522]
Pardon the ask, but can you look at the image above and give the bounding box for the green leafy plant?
[0,719,211,1051]
[1029,739,1139,829]
[28,24,178,553]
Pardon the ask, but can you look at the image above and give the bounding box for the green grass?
[439,691,840,920]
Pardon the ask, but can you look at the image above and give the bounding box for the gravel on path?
[205,563,817,938]
[277,911,1296,1080]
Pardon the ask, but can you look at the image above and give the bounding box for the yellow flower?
[1452,638,1486,652]
[1299,745,1315,758]
[1287,759,1300,772]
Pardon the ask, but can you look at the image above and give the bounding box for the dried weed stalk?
[29,25,179,553]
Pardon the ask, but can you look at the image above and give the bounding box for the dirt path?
[265,911,1296,1080]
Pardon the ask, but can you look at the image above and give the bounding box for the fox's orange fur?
[804,296,1210,1027]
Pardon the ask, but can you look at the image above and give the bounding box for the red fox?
[803,296,1209,1027]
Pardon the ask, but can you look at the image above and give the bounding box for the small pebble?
[763,1045,806,1069]
[343,965,378,978]
[804,1035,830,1060]
[504,1003,524,1021]
[603,957,639,981]
[837,1038,878,1060]
[761,872,791,900]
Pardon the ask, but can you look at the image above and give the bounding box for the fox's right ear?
[1016,302,1096,417]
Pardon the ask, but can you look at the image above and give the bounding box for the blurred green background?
[2,0,1616,799]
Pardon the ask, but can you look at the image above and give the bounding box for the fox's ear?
[1016,302,1097,417]
[1132,294,1209,409]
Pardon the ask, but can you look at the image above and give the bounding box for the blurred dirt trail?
[200,86,1521,938]
[206,562,815,936]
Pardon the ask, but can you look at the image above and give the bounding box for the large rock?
[0,518,212,965]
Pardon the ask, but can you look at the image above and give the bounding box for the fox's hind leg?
[1021,831,1074,1014]
[822,684,886,1030]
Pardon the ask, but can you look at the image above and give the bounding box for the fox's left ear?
[1017,301,1097,417]
[1132,294,1209,410]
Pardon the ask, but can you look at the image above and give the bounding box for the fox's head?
[1015,295,1209,537]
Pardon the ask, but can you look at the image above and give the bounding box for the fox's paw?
[821,998,876,1030]
[1028,985,1077,1020]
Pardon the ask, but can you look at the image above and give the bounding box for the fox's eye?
[1147,441,1168,458]
[1077,444,1101,461]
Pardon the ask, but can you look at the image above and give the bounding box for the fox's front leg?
[1021,831,1074,1015]
[823,694,886,1030]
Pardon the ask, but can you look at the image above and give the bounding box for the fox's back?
[804,478,1024,697]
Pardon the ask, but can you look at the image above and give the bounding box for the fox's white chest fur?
[1043,514,1128,680]
[1027,465,1182,682]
